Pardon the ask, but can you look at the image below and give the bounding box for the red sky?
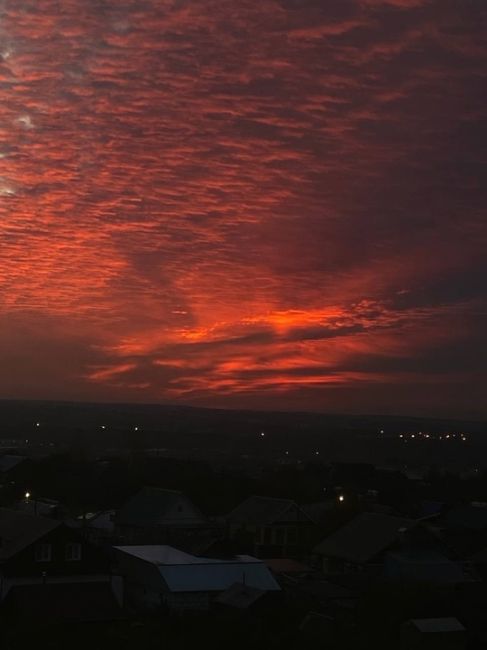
[1,0,486,417]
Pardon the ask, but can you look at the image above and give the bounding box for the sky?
[0,0,486,418]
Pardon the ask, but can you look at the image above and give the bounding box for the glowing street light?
[338,495,345,503]
[25,492,31,499]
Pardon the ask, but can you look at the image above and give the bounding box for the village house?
[115,487,213,546]
[227,495,315,558]
[0,508,123,620]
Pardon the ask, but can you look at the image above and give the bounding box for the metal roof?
[115,544,281,593]
[115,544,198,565]
[159,562,280,593]
[409,618,465,633]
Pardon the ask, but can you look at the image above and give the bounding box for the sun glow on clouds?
[0,0,486,416]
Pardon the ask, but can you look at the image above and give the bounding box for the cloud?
[0,0,485,416]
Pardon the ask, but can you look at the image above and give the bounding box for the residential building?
[0,508,120,608]
[227,495,315,558]
[115,487,212,546]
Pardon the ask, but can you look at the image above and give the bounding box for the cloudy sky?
[1,0,486,417]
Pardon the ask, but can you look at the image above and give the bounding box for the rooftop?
[227,495,311,525]
[115,544,281,593]
[314,512,415,564]
[408,617,465,633]
[0,508,60,561]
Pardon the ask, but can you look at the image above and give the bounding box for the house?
[113,544,280,614]
[0,508,119,606]
[400,617,466,650]
[115,487,212,545]
[313,512,414,574]
[226,496,315,558]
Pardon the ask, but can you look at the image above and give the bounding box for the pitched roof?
[116,487,206,527]
[227,495,310,525]
[0,508,60,560]
[115,544,196,564]
[313,512,414,564]
[115,545,281,593]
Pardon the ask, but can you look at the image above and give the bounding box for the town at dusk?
[1,1,486,648]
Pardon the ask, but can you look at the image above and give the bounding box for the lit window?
[65,542,82,561]
[35,543,52,562]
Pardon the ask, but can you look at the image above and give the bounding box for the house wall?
[230,522,312,558]
[1,525,110,580]
[157,496,208,527]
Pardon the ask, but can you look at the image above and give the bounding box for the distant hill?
[0,400,484,466]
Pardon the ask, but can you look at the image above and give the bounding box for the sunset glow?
[1,0,485,416]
